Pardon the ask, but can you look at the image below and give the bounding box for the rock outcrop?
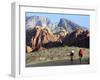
[63,29,90,48]
[26,16,90,53]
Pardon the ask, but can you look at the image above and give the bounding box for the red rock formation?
[27,26,58,52]
[63,29,90,48]
[26,46,33,53]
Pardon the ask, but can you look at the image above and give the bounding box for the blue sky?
[26,12,90,28]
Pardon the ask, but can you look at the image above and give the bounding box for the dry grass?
[26,45,89,66]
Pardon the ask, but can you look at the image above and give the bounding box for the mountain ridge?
[26,16,89,33]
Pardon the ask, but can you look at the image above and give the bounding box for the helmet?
[71,50,74,53]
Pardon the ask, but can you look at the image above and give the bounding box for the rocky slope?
[58,18,82,32]
[26,16,87,33]
[26,16,89,53]
[63,29,89,48]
